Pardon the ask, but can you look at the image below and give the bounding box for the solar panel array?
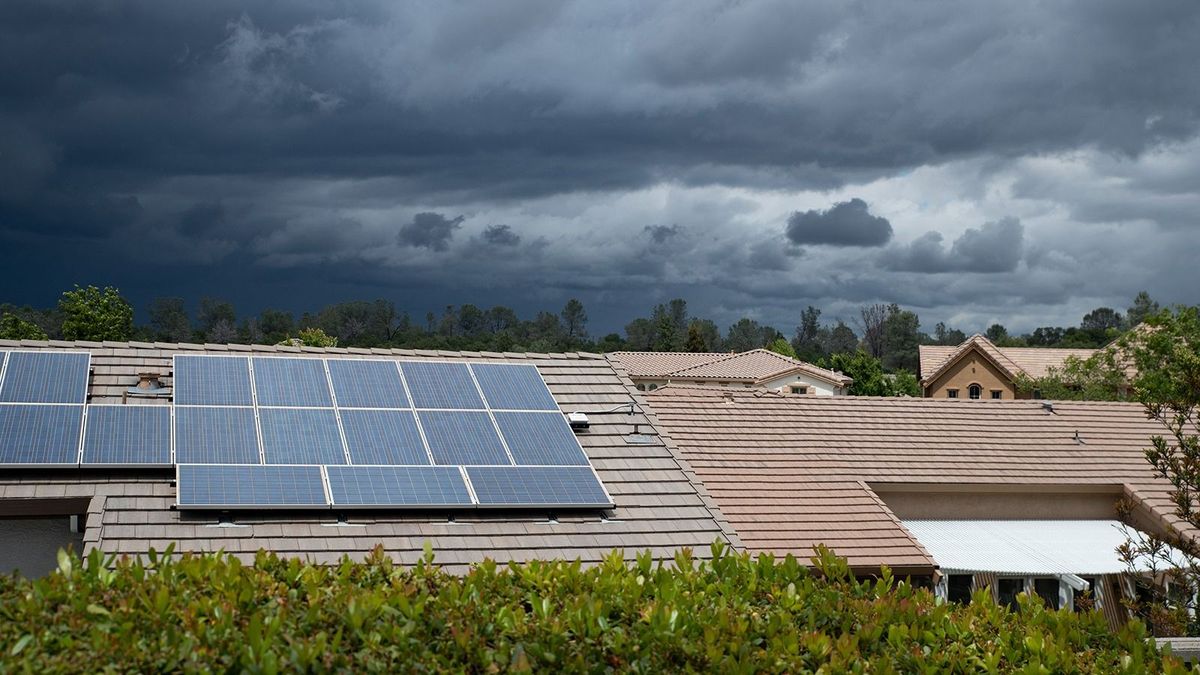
[0,351,613,511]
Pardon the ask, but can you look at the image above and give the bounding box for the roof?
[0,339,736,571]
[610,349,852,386]
[643,386,1191,573]
[919,334,1096,383]
[903,519,1170,576]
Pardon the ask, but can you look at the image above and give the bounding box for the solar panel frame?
[465,465,614,508]
[0,351,91,404]
[417,410,512,465]
[0,404,85,467]
[339,409,431,465]
[258,407,349,465]
[173,355,254,406]
[173,406,262,464]
[493,411,590,466]
[80,404,172,467]
[327,359,409,409]
[470,363,559,411]
[326,465,473,508]
[251,357,335,408]
[176,464,330,510]
[400,361,486,410]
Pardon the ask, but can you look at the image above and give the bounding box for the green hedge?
[0,543,1188,673]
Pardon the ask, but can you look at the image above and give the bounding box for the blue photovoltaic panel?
[0,404,83,465]
[471,363,558,411]
[173,406,260,464]
[252,357,333,407]
[400,362,485,409]
[174,356,252,406]
[339,409,429,465]
[0,352,90,404]
[177,464,328,508]
[466,466,612,507]
[418,411,509,465]
[326,465,472,507]
[327,359,408,408]
[493,412,589,466]
[259,408,346,465]
[81,405,171,466]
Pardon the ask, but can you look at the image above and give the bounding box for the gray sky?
[2,1,1198,334]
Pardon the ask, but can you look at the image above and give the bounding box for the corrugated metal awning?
[903,519,1172,576]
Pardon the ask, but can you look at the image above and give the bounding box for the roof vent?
[1041,402,1055,414]
[124,372,169,402]
[566,411,590,431]
[1074,430,1086,445]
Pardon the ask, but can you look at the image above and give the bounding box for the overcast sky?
[2,1,1198,335]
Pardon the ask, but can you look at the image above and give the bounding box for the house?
[610,349,852,395]
[642,385,1193,627]
[919,334,1096,399]
[0,339,734,576]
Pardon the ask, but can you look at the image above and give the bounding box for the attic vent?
[1042,402,1056,414]
[1074,430,1086,445]
[124,372,169,402]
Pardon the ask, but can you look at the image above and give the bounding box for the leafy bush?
[0,544,1186,673]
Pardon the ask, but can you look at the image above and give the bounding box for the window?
[636,384,646,391]
[991,390,1002,399]
[647,383,658,391]
[1033,578,1061,610]
[968,384,982,399]
[997,578,1024,610]
[947,574,973,605]
[790,385,808,395]
[947,389,959,399]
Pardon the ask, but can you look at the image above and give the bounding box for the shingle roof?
[919,335,1096,382]
[610,349,851,386]
[0,339,736,570]
[644,385,1189,573]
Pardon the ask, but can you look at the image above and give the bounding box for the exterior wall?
[876,488,1122,520]
[923,351,1024,399]
[0,517,82,577]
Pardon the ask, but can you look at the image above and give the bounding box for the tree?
[58,285,134,341]
[560,299,588,341]
[197,298,236,339]
[0,313,49,340]
[792,306,826,362]
[624,318,656,351]
[725,318,776,352]
[148,297,192,342]
[686,319,721,352]
[827,351,891,396]
[858,304,888,358]
[1081,307,1124,332]
[1027,326,1065,347]
[881,305,921,372]
[1127,291,1161,327]
[650,299,688,351]
[985,323,1009,344]
[1113,307,1200,635]
[825,321,859,356]
[767,338,797,359]
[891,370,921,397]
[279,327,338,348]
[258,309,295,345]
[1015,352,1128,402]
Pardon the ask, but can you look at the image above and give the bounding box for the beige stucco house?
[919,334,1095,399]
[609,349,852,395]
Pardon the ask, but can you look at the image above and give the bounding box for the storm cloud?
[1,0,1198,334]
[785,199,894,247]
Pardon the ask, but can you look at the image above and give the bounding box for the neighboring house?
[0,339,734,576]
[610,349,852,396]
[919,334,1096,399]
[643,386,1193,628]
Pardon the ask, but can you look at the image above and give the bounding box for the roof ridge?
[0,339,603,360]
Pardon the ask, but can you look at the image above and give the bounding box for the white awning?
[903,519,1183,577]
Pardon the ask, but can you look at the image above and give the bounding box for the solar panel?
[400,362,485,409]
[252,357,333,407]
[259,408,347,465]
[177,464,329,509]
[326,465,472,507]
[327,359,408,408]
[174,356,253,406]
[0,352,90,404]
[339,409,429,465]
[493,412,589,465]
[417,411,509,465]
[0,404,84,465]
[470,363,559,411]
[81,405,171,466]
[466,466,612,507]
[173,406,260,464]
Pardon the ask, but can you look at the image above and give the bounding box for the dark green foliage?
[0,544,1181,672]
[766,337,796,358]
[0,313,48,340]
[57,285,134,341]
[147,297,191,342]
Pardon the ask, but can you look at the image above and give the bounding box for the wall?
[759,373,844,396]
[923,350,1022,399]
[0,517,82,577]
[875,486,1123,520]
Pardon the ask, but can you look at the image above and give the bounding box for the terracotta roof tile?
[609,349,851,385]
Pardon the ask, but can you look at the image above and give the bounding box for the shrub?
[0,544,1186,672]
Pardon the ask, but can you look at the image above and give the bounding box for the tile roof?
[644,385,1190,573]
[610,349,852,386]
[919,335,1096,382]
[0,339,736,570]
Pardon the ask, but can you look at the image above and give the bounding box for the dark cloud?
[397,212,463,251]
[643,224,681,244]
[884,218,1024,273]
[481,224,520,246]
[785,199,893,247]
